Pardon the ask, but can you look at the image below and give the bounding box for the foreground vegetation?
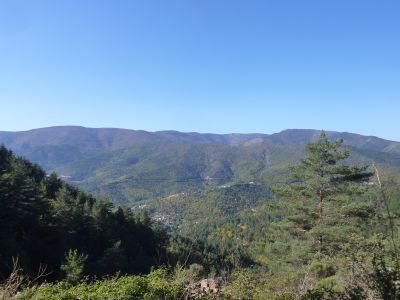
[1,132,400,299]
[6,269,181,300]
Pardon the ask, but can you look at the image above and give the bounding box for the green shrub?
[310,260,335,279]
[18,269,182,300]
[302,276,338,300]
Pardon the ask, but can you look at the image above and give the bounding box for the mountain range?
[1,126,400,204]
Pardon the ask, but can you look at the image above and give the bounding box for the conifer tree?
[60,249,88,284]
[282,131,373,253]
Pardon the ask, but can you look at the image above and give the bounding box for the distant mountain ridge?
[1,126,399,203]
[2,126,399,151]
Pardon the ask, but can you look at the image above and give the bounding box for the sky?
[0,0,399,140]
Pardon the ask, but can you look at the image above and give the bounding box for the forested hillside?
[1,127,400,204]
[1,133,400,299]
[0,145,168,279]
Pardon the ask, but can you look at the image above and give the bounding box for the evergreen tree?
[60,249,88,284]
[281,131,373,253]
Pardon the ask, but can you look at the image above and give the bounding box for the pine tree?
[60,249,88,284]
[282,131,373,253]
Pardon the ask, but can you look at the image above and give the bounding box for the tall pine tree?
[282,131,373,253]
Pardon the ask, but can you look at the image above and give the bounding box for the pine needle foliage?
[280,131,373,253]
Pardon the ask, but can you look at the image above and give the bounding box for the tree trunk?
[318,190,323,253]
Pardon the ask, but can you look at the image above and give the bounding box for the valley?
[1,127,399,207]
[1,128,400,298]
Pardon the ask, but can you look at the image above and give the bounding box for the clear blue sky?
[0,0,399,140]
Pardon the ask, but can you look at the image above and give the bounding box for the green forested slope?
[1,127,400,205]
[1,135,400,299]
[163,134,400,299]
[0,146,168,280]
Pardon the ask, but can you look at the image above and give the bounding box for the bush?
[310,260,336,279]
[17,269,182,300]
